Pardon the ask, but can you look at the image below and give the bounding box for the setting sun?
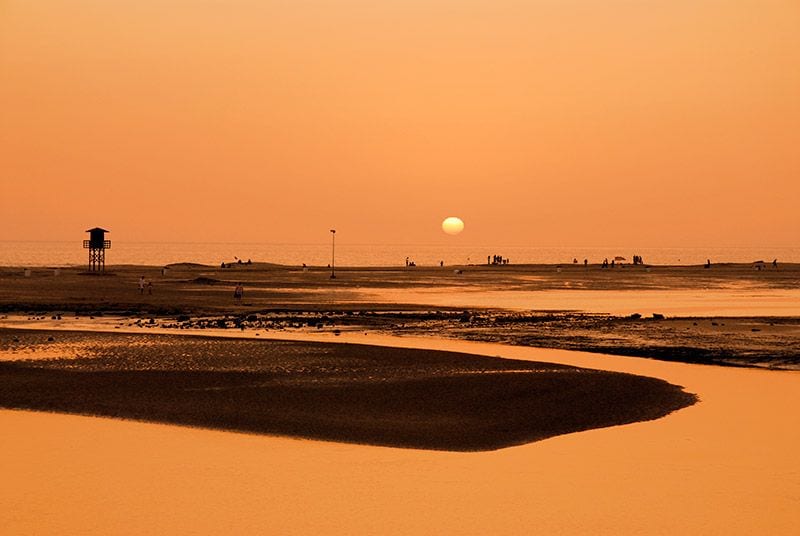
[442,217,465,235]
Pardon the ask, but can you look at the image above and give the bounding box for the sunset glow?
[1,1,798,246]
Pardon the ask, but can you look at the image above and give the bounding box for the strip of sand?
[0,328,694,451]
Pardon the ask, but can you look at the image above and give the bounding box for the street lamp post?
[330,229,336,279]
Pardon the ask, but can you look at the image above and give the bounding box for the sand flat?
[2,333,798,535]
[0,329,694,451]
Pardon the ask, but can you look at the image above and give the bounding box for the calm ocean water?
[0,241,797,268]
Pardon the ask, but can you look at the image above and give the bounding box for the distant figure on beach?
[602,258,609,268]
[584,258,588,267]
[440,260,444,267]
[487,256,491,265]
[147,281,153,295]
[706,259,711,269]
[138,276,145,294]
[406,257,410,267]
[234,283,243,302]
[611,259,615,267]
[573,258,578,264]
[773,259,778,269]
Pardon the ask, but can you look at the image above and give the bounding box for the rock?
[652,313,665,320]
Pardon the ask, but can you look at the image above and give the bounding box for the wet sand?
[3,308,799,369]
[0,328,693,451]
[1,262,799,368]
[2,332,798,535]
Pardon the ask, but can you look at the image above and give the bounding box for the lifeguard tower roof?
[85,227,109,233]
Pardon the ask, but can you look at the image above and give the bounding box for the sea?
[0,241,797,268]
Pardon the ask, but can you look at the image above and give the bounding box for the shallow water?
[1,331,799,535]
[361,286,800,316]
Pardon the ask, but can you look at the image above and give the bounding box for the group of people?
[404,258,447,267]
[221,258,252,269]
[600,255,645,268]
[489,255,510,265]
[138,276,153,295]
[753,259,779,271]
[233,283,244,301]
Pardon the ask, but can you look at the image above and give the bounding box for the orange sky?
[1,1,798,246]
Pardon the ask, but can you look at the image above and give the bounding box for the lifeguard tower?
[83,227,111,272]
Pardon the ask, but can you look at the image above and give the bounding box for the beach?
[2,262,799,534]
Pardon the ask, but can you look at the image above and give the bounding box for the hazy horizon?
[2,238,800,249]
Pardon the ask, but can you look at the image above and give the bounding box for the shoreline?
[3,311,799,370]
[2,261,799,369]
